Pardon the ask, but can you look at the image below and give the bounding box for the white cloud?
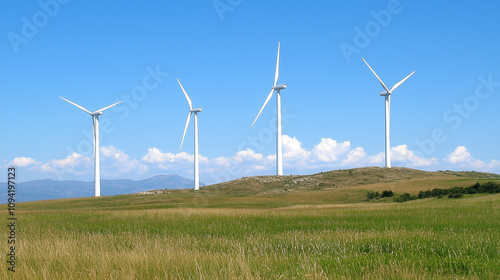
[365,152,385,165]
[16,136,499,184]
[311,138,351,162]
[342,147,367,165]
[443,146,500,171]
[391,145,438,167]
[142,147,195,164]
[101,146,148,174]
[38,147,148,177]
[39,152,91,175]
[282,135,310,161]
[9,157,41,167]
[234,149,264,162]
[445,146,472,164]
[139,136,443,183]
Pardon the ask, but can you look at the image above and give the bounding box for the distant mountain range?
[1,175,201,203]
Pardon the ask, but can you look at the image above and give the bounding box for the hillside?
[196,167,500,195]
[16,167,500,211]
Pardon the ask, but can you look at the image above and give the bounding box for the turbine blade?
[177,78,192,110]
[390,71,415,92]
[95,101,122,113]
[252,88,275,127]
[60,96,92,114]
[180,112,191,150]
[274,42,280,86]
[362,58,390,93]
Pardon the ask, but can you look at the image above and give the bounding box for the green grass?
[3,168,500,279]
[2,193,499,279]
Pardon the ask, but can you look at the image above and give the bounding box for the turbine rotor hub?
[273,84,287,90]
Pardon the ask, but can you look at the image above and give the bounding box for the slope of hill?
[15,167,500,211]
[200,167,500,195]
[0,175,201,202]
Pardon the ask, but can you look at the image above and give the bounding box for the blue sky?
[2,0,500,184]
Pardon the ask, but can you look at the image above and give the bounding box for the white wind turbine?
[60,97,122,197]
[362,58,415,168]
[252,42,287,176]
[177,79,202,190]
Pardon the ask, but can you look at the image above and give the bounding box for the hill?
[184,166,500,196]
[16,167,500,211]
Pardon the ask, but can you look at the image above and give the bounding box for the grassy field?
[2,168,500,279]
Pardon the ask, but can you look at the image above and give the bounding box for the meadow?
[2,168,499,279]
[1,193,498,279]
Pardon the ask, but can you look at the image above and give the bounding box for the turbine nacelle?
[272,84,287,90]
[379,92,391,96]
[190,108,202,113]
[91,111,103,116]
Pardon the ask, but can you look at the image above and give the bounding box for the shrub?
[394,193,413,203]
[448,193,463,199]
[432,188,447,197]
[479,182,500,193]
[418,190,432,199]
[400,193,412,201]
[469,182,481,193]
[464,182,500,194]
[393,196,405,203]
[367,191,382,200]
[367,192,375,200]
[367,192,374,200]
[381,190,394,198]
[450,186,466,194]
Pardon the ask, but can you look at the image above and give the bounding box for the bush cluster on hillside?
[393,193,418,203]
[366,190,394,200]
[393,181,500,203]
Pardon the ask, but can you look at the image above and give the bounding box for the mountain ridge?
[1,174,202,202]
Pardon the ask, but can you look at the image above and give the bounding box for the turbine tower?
[177,79,202,190]
[362,58,415,168]
[60,97,122,197]
[252,42,286,176]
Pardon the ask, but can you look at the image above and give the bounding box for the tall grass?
[2,194,498,279]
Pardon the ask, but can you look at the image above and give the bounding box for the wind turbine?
[60,97,122,197]
[362,57,415,168]
[177,78,202,190]
[252,42,287,176]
